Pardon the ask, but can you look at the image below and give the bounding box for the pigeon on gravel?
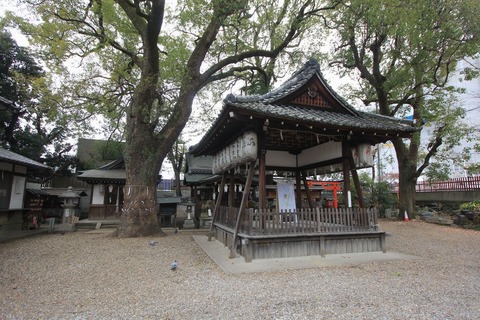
[150,240,158,246]
[171,260,178,271]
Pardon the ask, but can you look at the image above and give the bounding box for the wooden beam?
[230,161,255,259]
[208,173,226,241]
[349,150,366,208]
[228,169,235,206]
[258,129,267,210]
[301,170,315,209]
[295,169,302,209]
[342,139,351,207]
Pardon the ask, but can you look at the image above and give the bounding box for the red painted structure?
[306,180,342,208]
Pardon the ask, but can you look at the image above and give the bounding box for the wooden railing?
[215,206,379,236]
[416,176,480,192]
[392,176,480,193]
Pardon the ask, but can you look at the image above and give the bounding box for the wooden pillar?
[208,174,226,241]
[230,161,255,258]
[348,151,366,208]
[258,130,267,210]
[228,169,235,206]
[301,171,314,209]
[342,139,351,207]
[295,169,302,209]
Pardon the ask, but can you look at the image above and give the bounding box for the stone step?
[75,220,120,230]
[424,216,454,225]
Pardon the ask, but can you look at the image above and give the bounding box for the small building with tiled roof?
[77,158,172,223]
[76,158,126,220]
[189,59,417,261]
[0,147,52,231]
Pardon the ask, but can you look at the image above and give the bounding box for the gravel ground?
[0,220,479,320]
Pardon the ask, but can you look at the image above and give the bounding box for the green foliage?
[80,140,124,170]
[323,0,480,214]
[459,201,480,212]
[0,28,78,172]
[423,162,451,182]
[352,172,397,215]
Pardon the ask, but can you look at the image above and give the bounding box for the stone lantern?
[58,186,80,231]
[182,199,196,229]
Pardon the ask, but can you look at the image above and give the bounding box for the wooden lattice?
[291,86,332,108]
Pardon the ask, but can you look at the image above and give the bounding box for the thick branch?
[202,65,273,87]
[416,134,443,177]
[114,0,148,40]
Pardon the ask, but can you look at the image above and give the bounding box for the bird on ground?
[174,228,178,234]
[171,260,178,271]
[150,240,158,246]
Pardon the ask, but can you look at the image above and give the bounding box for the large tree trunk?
[393,138,418,220]
[113,0,164,237]
[397,158,417,220]
[114,122,167,237]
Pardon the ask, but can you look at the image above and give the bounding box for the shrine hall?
[189,59,416,262]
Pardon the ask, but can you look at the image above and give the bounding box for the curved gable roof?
[225,59,357,115]
[192,59,417,156]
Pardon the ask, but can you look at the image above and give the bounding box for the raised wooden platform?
[212,207,386,262]
[213,224,385,262]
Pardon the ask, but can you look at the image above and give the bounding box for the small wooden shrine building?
[77,158,126,220]
[190,59,416,262]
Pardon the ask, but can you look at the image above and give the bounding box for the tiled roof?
[225,59,358,116]
[192,59,417,156]
[225,59,319,104]
[77,169,126,183]
[97,158,125,170]
[0,147,51,170]
[227,101,413,133]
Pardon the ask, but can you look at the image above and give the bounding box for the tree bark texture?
[394,137,418,219]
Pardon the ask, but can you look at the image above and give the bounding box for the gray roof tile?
[0,147,51,170]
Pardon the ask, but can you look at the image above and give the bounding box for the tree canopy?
[322,0,480,217]
[3,0,479,227]
[5,0,342,236]
[0,29,79,174]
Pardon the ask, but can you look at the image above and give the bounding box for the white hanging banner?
[276,181,296,212]
[212,131,258,174]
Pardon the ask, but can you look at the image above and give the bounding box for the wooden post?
[295,169,302,209]
[230,161,255,259]
[342,139,351,207]
[301,170,314,209]
[258,130,267,210]
[348,150,366,208]
[208,174,226,241]
[228,169,235,206]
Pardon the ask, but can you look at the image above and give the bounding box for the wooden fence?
[215,206,378,236]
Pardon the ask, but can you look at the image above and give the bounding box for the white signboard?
[276,182,296,212]
[212,131,258,174]
[9,175,25,209]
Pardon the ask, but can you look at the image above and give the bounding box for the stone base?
[56,223,76,232]
[199,217,212,228]
[183,219,196,229]
[424,216,454,225]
